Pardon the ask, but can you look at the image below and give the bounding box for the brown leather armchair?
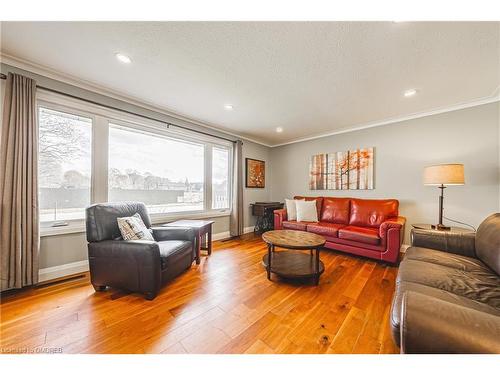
[390,213,500,353]
[85,202,196,300]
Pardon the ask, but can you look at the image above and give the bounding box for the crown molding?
[2,53,498,149]
[0,53,272,147]
[271,90,500,147]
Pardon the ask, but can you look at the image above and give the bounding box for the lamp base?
[431,224,451,231]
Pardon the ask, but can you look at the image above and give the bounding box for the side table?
[163,219,214,264]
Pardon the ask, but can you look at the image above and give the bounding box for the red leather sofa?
[274,196,406,263]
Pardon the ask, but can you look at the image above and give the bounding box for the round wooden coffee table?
[261,230,326,285]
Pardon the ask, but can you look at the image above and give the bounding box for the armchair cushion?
[158,240,193,270]
[152,226,195,242]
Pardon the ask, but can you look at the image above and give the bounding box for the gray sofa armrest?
[151,226,195,242]
[410,228,476,258]
[400,291,500,354]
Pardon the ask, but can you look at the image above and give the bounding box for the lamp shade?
[423,164,465,186]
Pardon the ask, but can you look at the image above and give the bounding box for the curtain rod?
[0,72,237,144]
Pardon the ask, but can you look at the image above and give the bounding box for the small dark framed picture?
[245,158,265,188]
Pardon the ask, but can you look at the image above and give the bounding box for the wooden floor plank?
[0,233,400,354]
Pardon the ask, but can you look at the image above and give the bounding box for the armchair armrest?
[151,226,195,242]
[274,209,287,230]
[411,228,476,258]
[87,240,162,297]
[400,291,500,353]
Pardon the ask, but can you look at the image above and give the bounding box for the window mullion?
[205,144,213,212]
[91,116,109,204]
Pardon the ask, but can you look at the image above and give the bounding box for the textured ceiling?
[1,22,499,145]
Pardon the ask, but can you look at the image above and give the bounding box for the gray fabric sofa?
[390,213,500,353]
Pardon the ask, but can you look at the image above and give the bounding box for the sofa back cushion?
[475,213,500,275]
[349,198,399,228]
[320,197,351,224]
[294,196,323,218]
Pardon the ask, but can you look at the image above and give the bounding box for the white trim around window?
[37,90,233,236]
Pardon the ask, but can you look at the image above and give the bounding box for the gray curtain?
[230,140,244,237]
[0,72,39,291]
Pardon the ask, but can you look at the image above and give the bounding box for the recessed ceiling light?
[115,53,132,64]
[224,104,233,111]
[276,127,284,133]
[404,89,418,97]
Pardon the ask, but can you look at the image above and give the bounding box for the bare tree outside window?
[38,107,92,222]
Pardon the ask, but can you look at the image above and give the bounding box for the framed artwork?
[246,158,265,188]
[309,147,374,190]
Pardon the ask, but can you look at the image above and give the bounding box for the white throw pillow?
[295,200,318,222]
[285,198,304,221]
[117,213,154,241]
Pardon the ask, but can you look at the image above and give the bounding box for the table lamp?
[423,164,465,230]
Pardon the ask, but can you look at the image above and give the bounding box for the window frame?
[37,90,233,236]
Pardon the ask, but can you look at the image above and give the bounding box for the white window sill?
[39,210,231,237]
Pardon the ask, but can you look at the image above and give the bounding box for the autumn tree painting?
[309,147,374,190]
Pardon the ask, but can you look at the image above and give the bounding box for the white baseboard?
[38,260,89,283]
[212,226,255,241]
[38,225,257,282]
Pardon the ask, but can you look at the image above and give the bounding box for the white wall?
[270,103,500,243]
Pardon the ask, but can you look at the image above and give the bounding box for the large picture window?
[38,107,92,222]
[108,124,205,214]
[37,93,232,231]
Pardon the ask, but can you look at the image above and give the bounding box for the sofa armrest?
[274,209,287,230]
[151,226,195,242]
[400,291,500,354]
[410,228,476,258]
[379,216,406,239]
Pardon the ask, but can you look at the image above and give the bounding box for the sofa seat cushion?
[158,240,192,270]
[282,220,308,231]
[405,246,489,273]
[306,222,344,237]
[338,225,381,245]
[398,259,500,308]
[390,280,500,346]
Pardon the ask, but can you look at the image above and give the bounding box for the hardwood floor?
[0,233,400,354]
